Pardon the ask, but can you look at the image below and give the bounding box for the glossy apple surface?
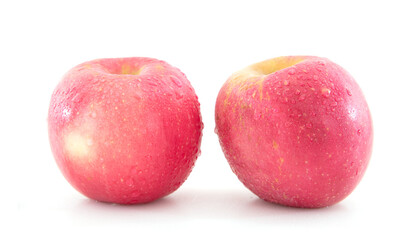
[48,57,203,204]
[215,56,373,208]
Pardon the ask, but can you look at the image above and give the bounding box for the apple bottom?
[218,100,370,208]
[53,107,202,205]
[61,155,190,204]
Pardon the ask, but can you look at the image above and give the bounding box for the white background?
[1,0,419,239]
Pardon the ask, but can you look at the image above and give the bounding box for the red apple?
[215,56,373,208]
[48,57,203,204]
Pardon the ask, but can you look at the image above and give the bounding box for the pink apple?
[215,56,373,208]
[48,57,203,204]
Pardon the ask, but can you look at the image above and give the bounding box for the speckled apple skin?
[48,57,203,204]
[215,56,373,208]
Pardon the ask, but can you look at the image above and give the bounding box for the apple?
[215,56,373,208]
[48,57,203,204]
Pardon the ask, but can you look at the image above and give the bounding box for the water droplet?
[253,110,262,120]
[295,89,301,95]
[175,92,184,100]
[288,68,296,75]
[306,122,313,128]
[130,167,137,175]
[321,88,331,98]
[284,80,289,86]
[357,129,362,136]
[71,93,82,103]
[330,101,338,107]
[126,178,134,187]
[134,91,143,100]
[317,60,326,66]
[131,191,140,198]
[299,94,306,101]
[346,89,352,96]
[148,80,158,86]
[171,76,183,88]
[89,111,97,118]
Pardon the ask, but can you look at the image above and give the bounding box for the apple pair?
[48,56,373,208]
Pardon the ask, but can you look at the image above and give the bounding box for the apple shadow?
[172,188,350,221]
[69,195,181,225]
[69,187,351,225]
[244,195,351,223]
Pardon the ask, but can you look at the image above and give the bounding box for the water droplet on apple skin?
[330,101,338,107]
[175,91,184,100]
[299,94,306,101]
[321,88,331,98]
[71,93,82,103]
[130,191,141,198]
[171,76,183,88]
[317,60,326,66]
[125,178,134,187]
[146,77,158,87]
[288,68,296,75]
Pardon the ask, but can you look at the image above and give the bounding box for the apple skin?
[215,56,373,208]
[48,57,203,204]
